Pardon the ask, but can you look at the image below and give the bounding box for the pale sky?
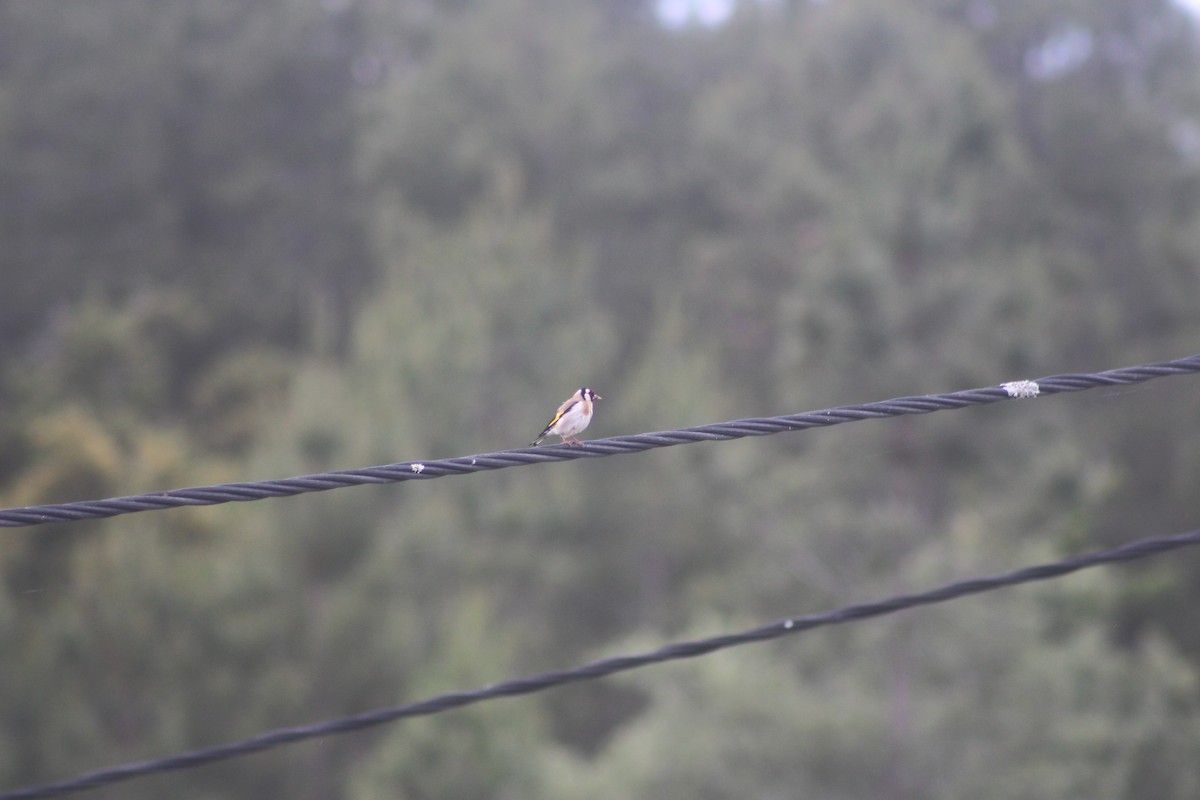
[659,0,1200,26]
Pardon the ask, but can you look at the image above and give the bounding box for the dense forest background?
[3,0,1200,796]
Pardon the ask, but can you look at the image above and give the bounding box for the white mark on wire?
[1001,380,1040,398]
[411,463,425,474]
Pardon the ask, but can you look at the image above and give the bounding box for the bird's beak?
[594,394,602,401]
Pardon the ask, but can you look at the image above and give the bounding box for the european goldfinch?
[530,387,601,446]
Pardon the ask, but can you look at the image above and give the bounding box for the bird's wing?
[541,397,579,432]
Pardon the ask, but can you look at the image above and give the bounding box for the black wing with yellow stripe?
[530,397,580,446]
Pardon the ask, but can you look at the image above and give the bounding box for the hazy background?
[3,0,1200,796]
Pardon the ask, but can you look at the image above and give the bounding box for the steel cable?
[3,354,1199,528]
[4,526,1199,799]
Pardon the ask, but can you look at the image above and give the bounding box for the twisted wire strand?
[3,353,1199,528]
[4,526,1199,799]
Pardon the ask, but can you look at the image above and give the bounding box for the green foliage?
[539,536,1200,800]
[348,594,545,800]
[0,0,371,354]
[4,0,1200,796]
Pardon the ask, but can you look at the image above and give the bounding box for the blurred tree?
[536,534,1200,800]
[348,592,546,800]
[0,0,372,361]
[0,199,617,795]
[909,0,1200,654]
[4,0,1200,796]
[358,0,713,363]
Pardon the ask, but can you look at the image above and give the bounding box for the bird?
[530,387,601,446]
